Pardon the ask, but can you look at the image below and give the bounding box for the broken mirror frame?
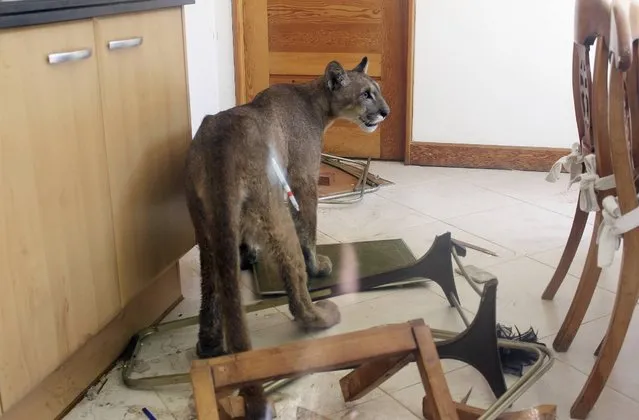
[319,153,390,204]
[119,233,553,420]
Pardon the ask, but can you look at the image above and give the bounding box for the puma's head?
[324,57,390,133]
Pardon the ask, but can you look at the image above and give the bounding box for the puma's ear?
[325,61,350,91]
[352,56,369,74]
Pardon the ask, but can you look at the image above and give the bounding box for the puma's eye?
[361,90,373,100]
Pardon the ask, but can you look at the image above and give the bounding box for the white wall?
[183,0,236,136]
[413,0,577,148]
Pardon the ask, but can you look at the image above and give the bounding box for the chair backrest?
[608,0,639,213]
[608,0,639,70]
[610,0,639,168]
[573,0,613,176]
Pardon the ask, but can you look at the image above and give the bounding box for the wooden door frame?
[231,0,416,163]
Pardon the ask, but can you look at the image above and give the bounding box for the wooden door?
[0,20,120,410]
[95,8,194,305]
[234,0,411,160]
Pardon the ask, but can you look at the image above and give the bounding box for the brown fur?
[184,57,389,418]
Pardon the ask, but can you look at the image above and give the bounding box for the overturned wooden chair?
[543,0,639,418]
[191,277,555,420]
[190,317,555,420]
[190,319,460,420]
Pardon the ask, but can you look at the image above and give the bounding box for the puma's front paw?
[306,253,332,278]
[314,253,333,277]
[297,299,341,330]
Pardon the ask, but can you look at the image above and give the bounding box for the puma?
[184,56,390,417]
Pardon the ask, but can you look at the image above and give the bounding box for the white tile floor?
[65,162,639,420]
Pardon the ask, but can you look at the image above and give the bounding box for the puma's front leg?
[291,178,332,278]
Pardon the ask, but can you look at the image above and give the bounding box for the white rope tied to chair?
[545,142,584,183]
[596,195,639,267]
[567,154,616,212]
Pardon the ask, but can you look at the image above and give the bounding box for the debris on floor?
[319,154,393,204]
[84,374,109,402]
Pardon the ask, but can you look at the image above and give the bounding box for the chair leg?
[553,212,603,352]
[542,199,590,300]
[191,366,222,420]
[412,323,459,420]
[570,231,639,419]
[340,354,413,402]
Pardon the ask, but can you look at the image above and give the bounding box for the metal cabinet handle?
[108,37,143,50]
[47,49,92,65]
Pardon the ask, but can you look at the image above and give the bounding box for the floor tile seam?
[374,176,469,196]
[325,390,389,417]
[539,352,639,404]
[379,358,473,397]
[381,388,423,419]
[437,201,534,224]
[515,256,620,297]
[370,191,441,221]
[317,229,341,244]
[154,390,181,420]
[538,313,612,342]
[467,181,588,221]
[341,285,451,309]
[436,220,522,257]
[375,183,531,223]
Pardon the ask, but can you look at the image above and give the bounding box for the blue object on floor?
[142,407,157,420]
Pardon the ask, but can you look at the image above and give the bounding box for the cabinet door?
[95,8,194,304]
[0,21,120,410]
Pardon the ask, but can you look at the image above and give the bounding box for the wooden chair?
[569,0,639,417]
[543,0,617,353]
[544,0,639,357]
[541,0,612,305]
[190,319,461,420]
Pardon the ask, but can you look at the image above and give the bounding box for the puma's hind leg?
[185,188,226,359]
[211,198,269,419]
[195,241,226,359]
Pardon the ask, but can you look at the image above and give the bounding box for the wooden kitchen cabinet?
[0,20,120,410]
[0,4,194,418]
[95,8,194,305]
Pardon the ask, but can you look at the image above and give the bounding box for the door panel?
[235,0,409,160]
[95,8,194,305]
[268,0,382,53]
[269,52,382,77]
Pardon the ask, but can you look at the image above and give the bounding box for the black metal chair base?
[318,232,506,398]
[436,279,507,398]
[327,232,463,308]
